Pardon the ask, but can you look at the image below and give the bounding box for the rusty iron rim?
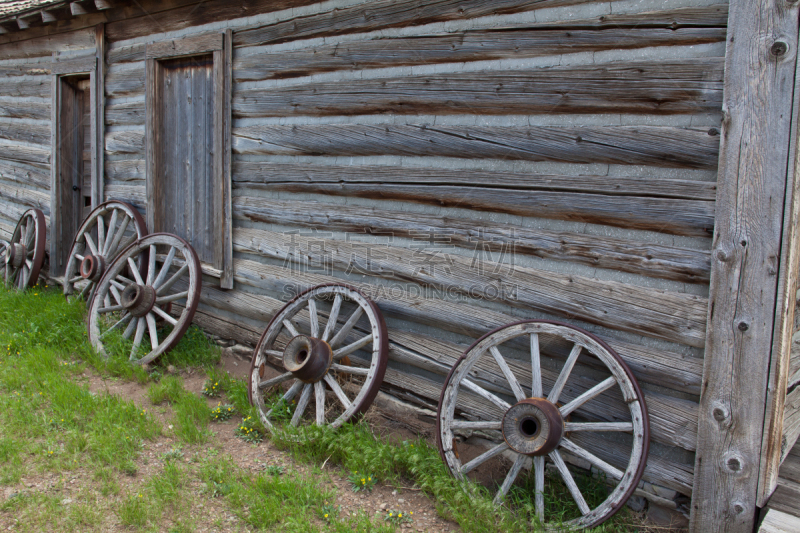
[436,319,650,529]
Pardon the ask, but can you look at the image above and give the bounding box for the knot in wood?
[737,321,749,332]
[722,452,746,475]
[771,41,789,57]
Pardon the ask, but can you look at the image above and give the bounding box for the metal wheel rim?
[436,320,649,531]
[63,200,148,300]
[249,283,388,430]
[4,209,46,290]
[87,233,202,365]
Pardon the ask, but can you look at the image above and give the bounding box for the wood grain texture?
[234,27,726,82]
[781,387,800,466]
[0,159,49,188]
[690,0,800,531]
[237,179,714,238]
[0,98,49,120]
[0,120,50,146]
[0,27,94,61]
[105,100,143,126]
[221,29,233,289]
[95,23,104,205]
[232,195,712,284]
[0,140,50,165]
[232,228,708,347]
[234,0,655,48]
[105,129,143,154]
[759,509,800,533]
[233,124,721,169]
[233,161,717,200]
[105,63,144,97]
[107,43,145,65]
[145,32,222,59]
[50,56,95,75]
[0,77,51,98]
[233,60,724,118]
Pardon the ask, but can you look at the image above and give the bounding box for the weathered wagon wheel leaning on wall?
[436,320,649,531]
[249,283,388,429]
[0,240,8,283]
[87,233,201,365]
[63,201,148,301]
[3,209,46,290]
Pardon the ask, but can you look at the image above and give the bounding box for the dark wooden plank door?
[156,55,215,263]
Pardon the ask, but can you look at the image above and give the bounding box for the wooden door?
[154,55,216,264]
[54,75,92,274]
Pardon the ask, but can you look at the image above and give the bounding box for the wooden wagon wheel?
[63,201,148,300]
[436,320,649,531]
[87,233,201,365]
[4,209,46,290]
[249,283,388,430]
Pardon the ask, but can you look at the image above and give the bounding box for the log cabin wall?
[0,0,731,518]
[99,0,728,512]
[0,27,97,258]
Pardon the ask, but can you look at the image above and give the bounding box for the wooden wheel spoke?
[315,380,325,425]
[308,299,319,337]
[531,333,543,398]
[122,315,138,339]
[461,442,509,475]
[99,313,133,339]
[534,455,545,519]
[155,290,188,304]
[559,438,624,481]
[146,245,157,285]
[282,319,300,338]
[127,257,145,285]
[145,314,159,351]
[25,259,32,270]
[152,305,177,326]
[493,454,527,505]
[489,346,526,401]
[102,209,119,256]
[153,249,177,288]
[130,318,146,360]
[563,422,633,432]
[24,218,33,247]
[323,374,352,409]
[291,384,313,426]
[333,334,373,361]
[109,278,127,291]
[450,420,502,430]
[109,285,123,305]
[156,263,188,295]
[321,294,342,342]
[258,372,293,390]
[559,376,617,417]
[549,449,590,515]
[104,294,112,309]
[329,306,364,349]
[79,281,92,299]
[98,304,125,314]
[105,215,131,258]
[547,343,582,404]
[330,363,368,375]
[68,275,83,284]
[97,215,105,254]
[462,378,512,411]
[282,380,303,403]
[84,232,98,256]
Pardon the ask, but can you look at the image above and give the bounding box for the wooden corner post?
[691,1,800,531]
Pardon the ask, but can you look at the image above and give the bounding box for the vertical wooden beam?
[691,1,800,531]
[145,57,159,233]
[213,48,225,276]
[50,73,60,276]
[94,23,104,206]
[220,28,233,290]
[757,52,800,505]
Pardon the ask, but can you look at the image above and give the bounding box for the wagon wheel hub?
[283,335,333,383]
[79,254,106,282]
[6,243,26,268]
[121,283,156,318]
[502,397,564,456]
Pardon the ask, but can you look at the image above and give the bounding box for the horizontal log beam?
[0,98,49,120]
[234,28,726,82]
[234,60,723,118]
[0,120,50,146]
[232,228,708,346]
[232,194,712,283]
[233,124,721,169]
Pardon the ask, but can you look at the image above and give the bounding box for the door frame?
[50,56,97,277]
[145,32,232,288]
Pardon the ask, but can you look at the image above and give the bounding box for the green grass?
[0,284,644,532]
